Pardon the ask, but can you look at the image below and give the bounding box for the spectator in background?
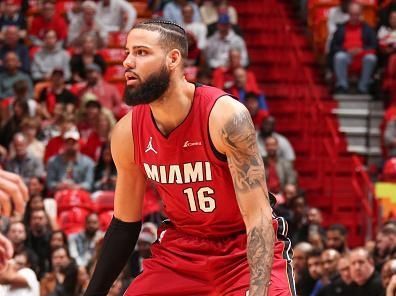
[68,1,107,49]
[49,231,69,252]
[26,209,52,279]
[257,116,296,162]
[31,30,71,82]
[326,224,349,254]
[69,213,103,267]
[225,67,268,111]
[80,111,113,161]
[349,247,384,295]
[77,99,103,139]
[244,92,269,129]
[40,247,78,296]
[46,129,95,193]
[75,266,90,295]
[374,226,396,271]
[182,3,207,50]
[5,133,45,183]
[200,0,238,27]
[0,0,27,39]
[205,14,248,68]
[27,177,45,198]
[93,143,116,191]
[0,250,40,296]
[28,0,68,47]
[18,117,45,162]
[163,0,201,25]
[293,242,314,294]
[381,259,396,293]
[212,48,259,91]
[319,249,341,288]
[330,2,377,94]
[385,117,396,157]
[319,254,352,296]
[0,52,32,99]
[0,25,30,73]
[66,0,84,24]
[97,0,137,33]
[6,222,39,272]
[378,11,396,96]
[78,63,122,116]
[70,34,106,83]
[326,0,350,52]
[38,69,78,118]
[0,99,29,149]
[379,0,396,28]
[43,114,77,164]
[305,249,324,296]
[263,136,297,194]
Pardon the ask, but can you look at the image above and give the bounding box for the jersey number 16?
[183,187,216,213]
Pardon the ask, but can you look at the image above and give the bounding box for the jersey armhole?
[207,96,227,163]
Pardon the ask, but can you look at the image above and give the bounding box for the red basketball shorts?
[124,216,296,296]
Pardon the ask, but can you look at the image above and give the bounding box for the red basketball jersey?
[132,84,245,238]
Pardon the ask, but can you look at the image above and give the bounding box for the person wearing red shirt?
[28,0,68,47]
[330,2,377,94]
[212,48,259,90]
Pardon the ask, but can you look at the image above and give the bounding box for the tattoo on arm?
[221,109,274,295]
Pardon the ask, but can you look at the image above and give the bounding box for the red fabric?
[29,15,68,41]
[344,23,363,50]
[80,131,103,162]
[125,218,294,296]
[142,181,161,218]
[382,158,396,182]
[252,110,269,129]
[45,90,57,115]
[212,67,260,92]
[132,85,245,238]
[44,136,64,164]
[55,189,94,212]
[58,208,90,235]
[267,161,281,193]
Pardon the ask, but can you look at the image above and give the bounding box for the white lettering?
[168,165,183,184]
[184,162,203,183]
[159,165,167,184]
[205,162,212,181]
[143,164,159,182]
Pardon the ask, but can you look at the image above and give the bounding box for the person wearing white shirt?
[96,0,137,33]
[326,0,350,52]
[205,14,248,68]
[0,251,40,296]
[182,3,207,49]
[163,0,201,25]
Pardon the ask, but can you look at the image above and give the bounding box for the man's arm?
[210,96,274,296]
[84,112,146,296]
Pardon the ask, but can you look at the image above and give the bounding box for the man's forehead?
[126,29,161,48]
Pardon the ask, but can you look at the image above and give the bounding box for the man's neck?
[149,80,195,136]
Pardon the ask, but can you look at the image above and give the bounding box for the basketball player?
[85,20,295,296]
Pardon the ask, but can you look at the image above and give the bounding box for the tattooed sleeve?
[221,108,274,296]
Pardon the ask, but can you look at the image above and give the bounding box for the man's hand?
[0,234,13,271]
[0,169,28,216]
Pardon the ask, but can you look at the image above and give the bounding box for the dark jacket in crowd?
[349,271,384,296]
[317,275,352,296]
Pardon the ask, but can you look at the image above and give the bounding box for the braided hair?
[132,19,188,59]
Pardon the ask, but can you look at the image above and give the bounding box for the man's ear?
[167,49,182,70]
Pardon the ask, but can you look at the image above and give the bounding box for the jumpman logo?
[145,137,158,154]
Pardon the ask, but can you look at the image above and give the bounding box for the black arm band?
[84,217,142,296]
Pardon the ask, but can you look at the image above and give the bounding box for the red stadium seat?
[382,158,396,182]
[92,191,115,213]
[99,210,114,231]
[104,65,125,83]
[107,32,128,48]
[99,48,126,65]
[58,208,90,235]
[55,189,94,213]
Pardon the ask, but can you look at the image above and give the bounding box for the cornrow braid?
[132,18,188,59]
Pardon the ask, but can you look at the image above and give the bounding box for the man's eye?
[136,50,147,56]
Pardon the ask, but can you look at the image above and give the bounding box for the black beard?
[124,65,170,106]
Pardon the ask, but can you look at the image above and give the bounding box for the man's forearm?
[247,215,275,296]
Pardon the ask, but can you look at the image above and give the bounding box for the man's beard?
[124,65,170,106]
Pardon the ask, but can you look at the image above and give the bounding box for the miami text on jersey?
[143,162,213,184]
